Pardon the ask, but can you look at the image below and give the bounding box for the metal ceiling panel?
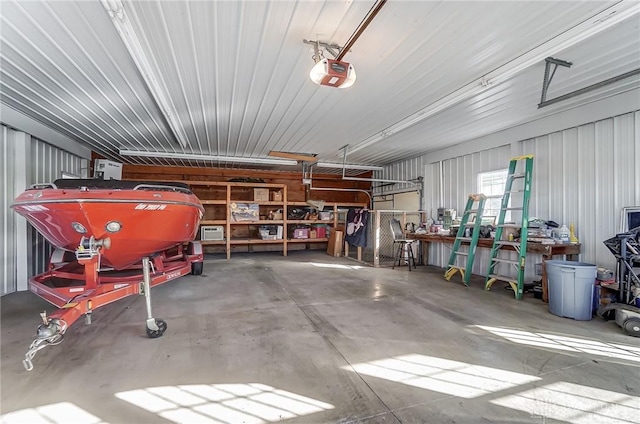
[1,0,638,169]
[348,14,640,164]
[0,0,176,164]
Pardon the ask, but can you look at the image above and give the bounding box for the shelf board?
[230,220,284,225]
[199,240,227,245]
[200,200,227,205]
[201,220,226,225]
[227,182,286,188]
[182,180,229,187]
[287,238,329,243]
[335,202,369,207]
[287,220,333,224]
[288,201,367,208]
[230,238,284,244]
[230,200,284,206]
[288,201,321,207]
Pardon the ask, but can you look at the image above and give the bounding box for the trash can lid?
[544,260,596,268]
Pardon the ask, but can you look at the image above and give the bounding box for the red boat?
[12,179,204,269]
[11,179,205,371]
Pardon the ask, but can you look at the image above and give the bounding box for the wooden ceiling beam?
[268,151,318,163]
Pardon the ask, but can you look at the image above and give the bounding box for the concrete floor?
[1,251,639,424]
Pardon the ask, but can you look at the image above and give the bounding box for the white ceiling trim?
[119,149,298,166]
[101,0,188,148]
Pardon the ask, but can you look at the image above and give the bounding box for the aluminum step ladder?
[444,194,486,286]
[485,155,534,300]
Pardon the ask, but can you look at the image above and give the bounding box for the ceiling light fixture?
[120,150,384,171]
[119,150,298,166]
[346,0,640,156]
[315,161,383,171]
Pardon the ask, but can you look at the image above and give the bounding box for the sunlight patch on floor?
[115,383,334,424]
[477,325,640,363]
[344,354,541,398]
[491,381,640,424]
[0,402,107,424]
[309,262,364,270]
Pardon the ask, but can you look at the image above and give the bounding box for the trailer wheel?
[146,319,167,338]
[623,318,640,337]
[191,261,203,275]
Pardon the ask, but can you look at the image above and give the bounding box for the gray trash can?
[546,260,597,320]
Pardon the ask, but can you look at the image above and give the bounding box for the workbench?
[407,233,581,302]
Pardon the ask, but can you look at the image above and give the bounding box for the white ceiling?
[1,0,639,171]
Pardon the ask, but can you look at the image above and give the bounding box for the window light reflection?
[0,402,107,424]
[477,326,640,363]
[115,383,334,424]
[491,381,640,424]
[344,354,540,398]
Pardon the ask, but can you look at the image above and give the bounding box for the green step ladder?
[485,155,534,300]
[444,194,486,286]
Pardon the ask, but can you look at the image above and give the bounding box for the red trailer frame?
[22,240,203,371]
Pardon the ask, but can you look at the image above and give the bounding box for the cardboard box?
[254,188,269,202]
[293,228,309,239]
[230,203,259,222]
[327,230,344,257]
[271,191,283,202]
[310,230,317,239]
[501,226,520,241]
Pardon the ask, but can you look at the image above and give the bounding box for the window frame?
[477,169,509,222]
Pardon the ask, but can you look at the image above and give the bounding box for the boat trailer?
[23,236,204,371]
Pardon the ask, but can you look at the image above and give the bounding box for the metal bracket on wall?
[538,67,640,108]
[538,57,573,106]
[538,56,640,109]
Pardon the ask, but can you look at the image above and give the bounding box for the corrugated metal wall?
[426,145,516,277]
[374,156,425,196]
[522,111,640,271]
[380,111,640,278]
[1,124,88,295]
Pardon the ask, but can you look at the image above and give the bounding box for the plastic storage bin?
[546,260,597,320]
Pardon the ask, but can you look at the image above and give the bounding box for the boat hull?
[12,180,204,270]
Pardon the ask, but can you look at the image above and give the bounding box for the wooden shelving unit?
[185,180,367,259]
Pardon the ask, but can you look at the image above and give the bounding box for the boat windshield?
[50,179,193,193]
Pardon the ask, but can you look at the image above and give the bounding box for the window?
[478,169,509,222]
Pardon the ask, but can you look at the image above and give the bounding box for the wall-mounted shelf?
[287,238,330,243]
[230,220,285,225]
[287,219,333,225]
[230,238,285,244]
[200,200,227,205]
[201,220,227,225]
[200,240,227,246]
[183,180,366,259]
